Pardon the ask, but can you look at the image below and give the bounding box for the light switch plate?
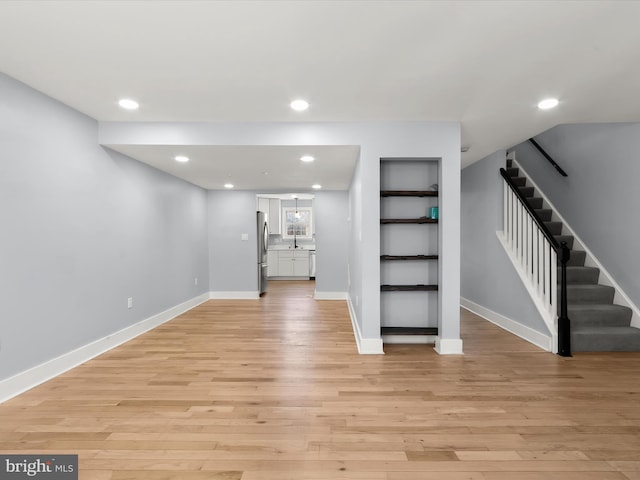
[241,233,249,241]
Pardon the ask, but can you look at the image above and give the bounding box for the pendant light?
[294,197,301,219]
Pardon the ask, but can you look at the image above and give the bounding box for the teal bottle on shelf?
[429,206,439,220]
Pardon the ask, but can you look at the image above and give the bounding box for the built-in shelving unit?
[380,218,437,224]
[380,190,438,197]
[380,158,439,343]
[380,255,439,261]
[381,284,438,292]
[381,326,438,336]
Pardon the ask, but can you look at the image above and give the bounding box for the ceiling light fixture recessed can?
[174,155,189,163]
[537,98,559,110]
[224,183,234,189]
[290,99,309,111]
[312,184,322,190]
[118,98,139,110]
[300,155,315,163]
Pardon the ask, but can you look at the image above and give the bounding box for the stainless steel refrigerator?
[257,211,269,295]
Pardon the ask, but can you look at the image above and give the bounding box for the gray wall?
[460,150,548,333]
[348,157,364,328]
[208,191,259,292]
[0,73,210,381]
[512,124,640,309]
[314,191,349,293]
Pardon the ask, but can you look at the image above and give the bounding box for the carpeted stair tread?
[568,304,633,327]
[545,221,563,235]
[565,250,586,267]
[518,186,535,197]
[571,326,640,352]
[511,177,527,187]
[561,266,600,284]
[506,167,519,177]
[564,284,615,304]
[535,209,553,221]
[554,234,574,249]
[528,197,543,209]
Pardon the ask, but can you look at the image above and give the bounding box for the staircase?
[506,160,640,352]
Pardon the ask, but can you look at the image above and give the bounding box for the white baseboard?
[382,335,437,344]
[461,297,552,351]
[346,297,384,354]
[0,293,210,404]
[314,291,348,300]
[209,291,260,299]
[434,337,464,355]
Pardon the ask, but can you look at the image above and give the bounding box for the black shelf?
[381,326,438,336]
[380,254,438,261]
[380,190,438,197]
[381,218,438,224]
[381,284,438,292]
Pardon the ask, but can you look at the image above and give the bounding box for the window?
[282,207,313,239]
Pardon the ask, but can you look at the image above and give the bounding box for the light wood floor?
[1,280,640,479]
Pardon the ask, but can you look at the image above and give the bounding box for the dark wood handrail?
[500,167,571,356]
[528,138,568,177]
[500,168,559,250]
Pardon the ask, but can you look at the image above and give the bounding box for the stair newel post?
[558,241,572,357]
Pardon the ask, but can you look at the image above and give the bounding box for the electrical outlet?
[127,297,133,309]
[194,277,198,286]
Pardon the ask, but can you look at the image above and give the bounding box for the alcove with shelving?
[380,158,439,341]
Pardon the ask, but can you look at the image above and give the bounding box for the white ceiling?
[106,144,359,190]
[2,1,640,189]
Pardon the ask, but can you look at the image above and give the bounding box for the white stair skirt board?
[209,291,260,299]
[347,297,384,355]
[383,335,437,344]
[496,230,557,349]
[461,297,552,352]
[314,291,348,300]
[0,292,210,404]
[434,337,464,355]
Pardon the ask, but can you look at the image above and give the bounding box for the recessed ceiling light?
[224,183,234,189]
[312,184,322,190]
[118,98,139,110]
[537,98,559,110]
[300,155,315,163]
[290,99,309,111]
[174,155,189,163]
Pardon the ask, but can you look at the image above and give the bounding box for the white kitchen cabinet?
[273,250,309,277]
[257,197,281,235]
[277,251,294,276]
[267,250,278,277]
[268,198,281,235]
[293,250,310,276]
[258,197,270,217]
